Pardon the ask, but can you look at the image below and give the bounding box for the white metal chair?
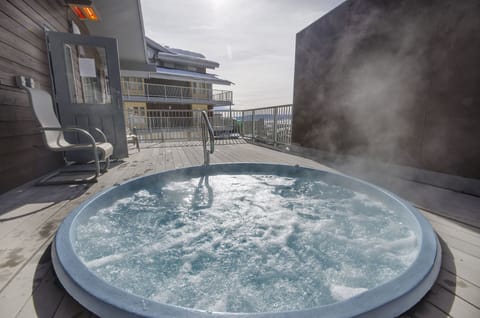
[126,127,140,152]
[25,87,113,183]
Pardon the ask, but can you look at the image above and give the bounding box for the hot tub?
[52,163,441,317]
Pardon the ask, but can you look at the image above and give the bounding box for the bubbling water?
[74,174,418,313]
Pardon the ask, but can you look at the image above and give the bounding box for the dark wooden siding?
[0,0,74,193]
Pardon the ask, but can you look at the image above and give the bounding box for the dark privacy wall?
[292,0,480,178]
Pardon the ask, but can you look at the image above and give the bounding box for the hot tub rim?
[52,163,440,318]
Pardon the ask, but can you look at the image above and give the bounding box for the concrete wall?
[292,0,480,179]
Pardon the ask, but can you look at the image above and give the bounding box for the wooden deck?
[0,142,478,318]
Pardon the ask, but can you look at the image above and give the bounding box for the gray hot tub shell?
[52,163,441,318]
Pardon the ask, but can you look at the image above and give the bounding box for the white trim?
[120,70,150,78]
[150,67,233,85]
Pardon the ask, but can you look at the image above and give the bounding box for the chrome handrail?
[201,111,214,166]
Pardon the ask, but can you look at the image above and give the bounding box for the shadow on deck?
[0,143,478,318]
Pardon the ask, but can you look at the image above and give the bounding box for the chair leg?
[135,136,140,152]
[101,157,110,172]
[93,149,101,178]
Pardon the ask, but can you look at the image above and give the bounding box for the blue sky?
[141,0,345,109]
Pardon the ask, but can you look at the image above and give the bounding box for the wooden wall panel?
[0,0,71,193]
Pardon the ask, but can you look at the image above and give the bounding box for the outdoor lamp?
[65,0,100,21]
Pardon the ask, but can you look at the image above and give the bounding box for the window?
[64,44,111,104]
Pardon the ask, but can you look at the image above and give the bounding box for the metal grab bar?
[201,111,215,165]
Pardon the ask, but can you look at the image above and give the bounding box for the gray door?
[46,31,127,160]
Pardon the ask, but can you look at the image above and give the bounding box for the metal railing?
[125,104,293,146]
[122,81,233,106]
[241,104,292,146]
[126,109,242,142]
[201,111,214,165]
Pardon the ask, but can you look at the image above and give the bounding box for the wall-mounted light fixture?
[65,0,100,21]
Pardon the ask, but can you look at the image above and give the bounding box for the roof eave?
[156,52,219,69]
[149,72,232,85]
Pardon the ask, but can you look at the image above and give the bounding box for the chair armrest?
[41,127,97,147]
[94,128,108,143]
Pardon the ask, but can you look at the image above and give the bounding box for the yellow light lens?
[69,4,99,21]
[82,7,99,21]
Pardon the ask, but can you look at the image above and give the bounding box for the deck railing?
[125,104,292,146]
[122,81,233,106]
[240,104,292,146]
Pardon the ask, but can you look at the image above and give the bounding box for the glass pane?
[64,44,112,104]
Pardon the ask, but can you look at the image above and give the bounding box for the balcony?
[121,81,233,106]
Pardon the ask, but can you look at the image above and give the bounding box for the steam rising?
[292,0,480,180]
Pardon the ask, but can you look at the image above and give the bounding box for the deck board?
[426,284,479,318]
[15,267,64,318]
[401,300,453,318]
[53,295,92,318]
[0,242,50,317]
[436,269,480,309]
[0,142,479,318]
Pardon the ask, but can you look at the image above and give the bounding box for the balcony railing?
[240,104,292,146]
[122,81,233,106]
[125,104,292,146]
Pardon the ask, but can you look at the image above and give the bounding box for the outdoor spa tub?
[52,163,441,318]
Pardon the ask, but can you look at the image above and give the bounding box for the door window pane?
[64,44,112,104]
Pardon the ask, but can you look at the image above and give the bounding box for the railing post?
[252,110,255,141]
[163,85,167,101]
[148,111,153,141]
[159,110,164,142]
[145,83,149,102]
[126,109,131,131]
[273,106,278,147]
[241,111,245,137]
[229,104,233,134]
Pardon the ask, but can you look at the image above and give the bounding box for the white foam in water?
[74,174,419,313]
[330,285,368,301]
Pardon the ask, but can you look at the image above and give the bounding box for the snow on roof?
[151,67,233,85]
[145,36,218,68]
[167,47,205,59]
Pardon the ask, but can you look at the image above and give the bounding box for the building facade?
[121,37,232,124]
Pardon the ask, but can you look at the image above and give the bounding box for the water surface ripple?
[74,174,418,313]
